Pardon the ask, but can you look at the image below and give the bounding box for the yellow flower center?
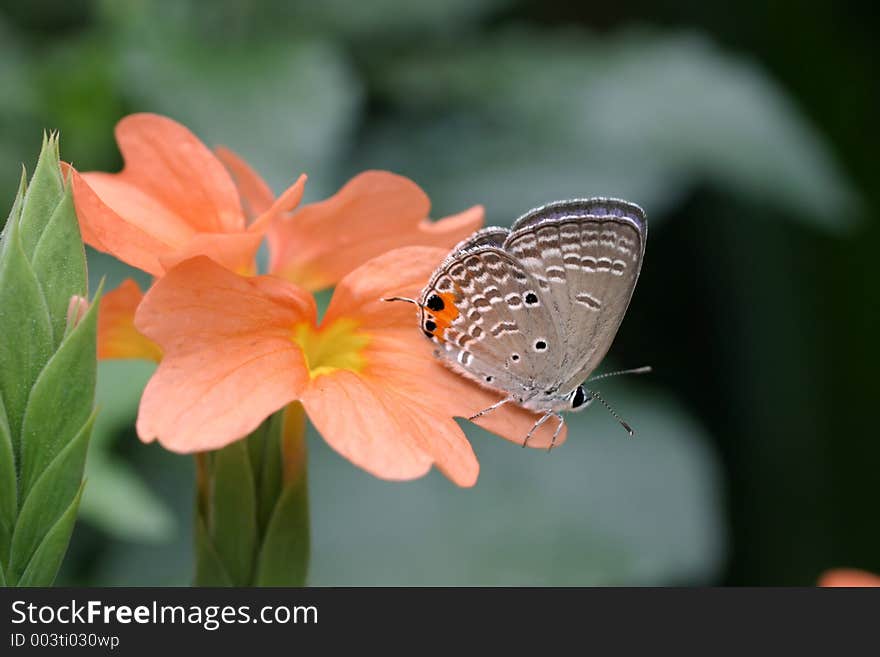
[292,318,370,379]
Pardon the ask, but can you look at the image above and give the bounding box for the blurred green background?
[1,0,877,585]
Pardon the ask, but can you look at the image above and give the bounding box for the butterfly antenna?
[381,296,420,305]
[586,389,635,437]
[587,366,652,384]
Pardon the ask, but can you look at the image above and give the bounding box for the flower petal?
[111,113,245,233]
[470,395,569,449]
[215,146,276,221]
[159,169,307,276]
[135,256,314,452]
[323,244,449,327]
[268,170,483,291]
[81,173,195,247]
[97,279,162,362]
[328,246,568,450]
[214,146,308,233]
[158,231,264,276]
[366,335,568,450]
[155,173,306,275]
[301,371,479,486]
[420,203,485,239]
[819,569,880,587]
[67,167,169,276]
[68,116,304,278]
[247,173,307,235]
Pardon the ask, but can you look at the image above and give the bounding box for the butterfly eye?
[571,386,587,409]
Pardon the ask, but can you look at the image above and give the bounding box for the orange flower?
[216,147,484,291]
[66,113,305,361]
[134,247,566,486]
[818,569,880,587]
[97,279,162,362]
[68,113,306,277]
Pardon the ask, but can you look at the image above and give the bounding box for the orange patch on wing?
[425,292,460,340]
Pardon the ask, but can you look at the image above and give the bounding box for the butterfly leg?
[522,411,554,448]
[468,397,512,421]
[547,414,565,452]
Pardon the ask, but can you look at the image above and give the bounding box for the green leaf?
[0,560,5,587]
[242,420,270,535]
[7,413,94,584]
[15,484,84,587]
[18,132,63,260]
[82,455,175,542]
[253,405,308,585]
[78,360,173,542]
[18,286,98,500]
[1,168,26,241]
[0,30,39,214]
[271,0,511,38]
[253,476,310,586]
[0,212,53,457]
[206,441,258,585]
[89,360,156,452]
[254,412,284,536]
[194,514,234,587]
[0,132,95,587]
[0,394,15,568]
[363,29,859,232]
[194,408,310,585]
[245,412,269,474]
[30,183,88,347]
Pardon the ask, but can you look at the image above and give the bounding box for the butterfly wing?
[504,199,646,393]
[445,226,509,253]
[419,244,565,402]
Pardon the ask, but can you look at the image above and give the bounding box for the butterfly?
[386,198,648,449]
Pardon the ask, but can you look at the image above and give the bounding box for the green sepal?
[195,406,310,586]
[30,183,88,347]
[0,210,54,458]
[83,454,175,542]
[252,412,284,536]
[18,133,64,260]
[1,168,27,239]
[0,133,95,588]
[253,406,309,586]
[15,484,85,587]
[7,413,95,584]
[80,360,173,542]
[253,475,309,586]
[0,395,14,568]
[194,515,234,587]
[205,441,258,585]
[18,283,99,500]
